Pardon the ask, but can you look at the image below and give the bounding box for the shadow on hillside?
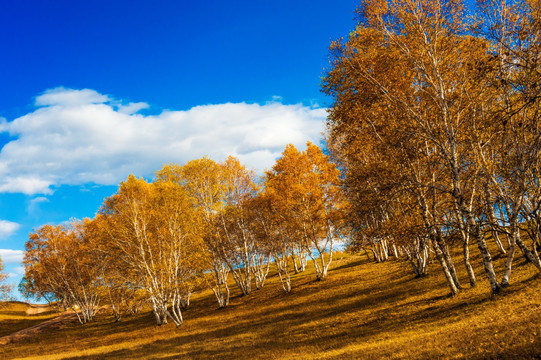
[330,257,371,272]
[12,254,541,360]
[62,261,508,360]
[63,290,490,360]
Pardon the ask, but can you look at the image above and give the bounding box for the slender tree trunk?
[169,293,184,327]
[436,231,461,290]
[418,193,458,294]
[152,299,164,326]
[432,238,459,295]
[252,255,271,290]
[515,232,541,271]
[278,270,291,292]
[229,266,251,295]
[209,265,230,308]
[275,253,291,293]
[292,255,299,274]
[493,232,507,255]
[463,240,476,287]
[404,239,429,277]
[371,247,380,263]
[501,226,517,287]
[381,239,389,261]
[392,243,399,258]
[488,205,507,255]
[474,225,501,293]
[298,248,307,271]
[453,203,476,287]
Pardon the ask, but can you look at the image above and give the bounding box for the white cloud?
[28,196,50,215]
[0,88,326,195]
[0,220,20,239]
[35,87,109,107]
[117,102,149,115]
[0,177,52,195]
[0,249,24,264]
[30,196,49,205]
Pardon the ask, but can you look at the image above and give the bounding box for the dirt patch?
[0,312,79,345]
[25,304,53,316]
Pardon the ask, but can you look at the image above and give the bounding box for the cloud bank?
[0,249,24,264]
[0,88,326,195]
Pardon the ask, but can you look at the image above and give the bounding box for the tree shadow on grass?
[331,257,372,272]
[61,273,500,360]
[9,255,541,360]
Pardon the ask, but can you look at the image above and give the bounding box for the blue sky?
[0,0,359,296]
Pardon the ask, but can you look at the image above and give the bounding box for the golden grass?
[0,302,56,338]
[1,248,540,359]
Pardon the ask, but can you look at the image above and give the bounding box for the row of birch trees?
[322,0,541,294]
[21,143,346,325]
[20,0,541,327]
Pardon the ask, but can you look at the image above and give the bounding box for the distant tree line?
[0,257,13,301]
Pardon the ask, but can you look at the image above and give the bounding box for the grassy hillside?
[1,249,540,359]
[0,302,56,339]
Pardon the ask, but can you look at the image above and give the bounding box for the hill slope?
[1,251,540,359]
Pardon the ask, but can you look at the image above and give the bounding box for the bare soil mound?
[25,304,53,316]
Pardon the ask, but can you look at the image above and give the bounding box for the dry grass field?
[1,248,540,360]
[0,302,56,339]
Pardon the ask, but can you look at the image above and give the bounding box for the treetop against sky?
[0,0,358,293]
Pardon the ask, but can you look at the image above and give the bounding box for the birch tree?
[88,215,146,321]
[0,257,12,300]
[249,191,295,292]
[266,143,346,281]
[158,157,267,298]
[100,175,205,326]
[476,0,541,286]
[215,157,260,295]
[156,159,235,305]
[24,220,103,324]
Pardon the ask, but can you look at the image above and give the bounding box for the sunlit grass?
[1,247,540,359]
[0,302,56,338]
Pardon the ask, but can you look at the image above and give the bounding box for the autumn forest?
[2,0,541,358]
